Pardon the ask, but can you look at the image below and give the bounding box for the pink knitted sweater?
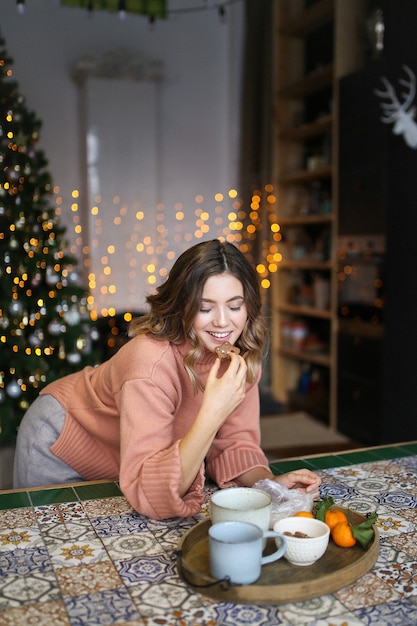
[41,335,269,519]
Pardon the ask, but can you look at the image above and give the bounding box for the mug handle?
[261,531,287,565]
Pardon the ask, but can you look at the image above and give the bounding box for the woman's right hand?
[200,353,247,429]
[178,353,248,496]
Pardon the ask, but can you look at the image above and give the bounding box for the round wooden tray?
[176,508,379,605]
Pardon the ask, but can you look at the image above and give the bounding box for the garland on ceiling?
[57,0,242,21]
[60,0,167,18]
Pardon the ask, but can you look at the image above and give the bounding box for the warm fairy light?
[64,183,283,316]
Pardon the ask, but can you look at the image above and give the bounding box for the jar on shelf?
[281,321,293,347]
[291,321,309,349]
[313,275,330,310]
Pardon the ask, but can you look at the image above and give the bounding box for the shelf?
[270,0,366,428]
[278,64,333,98]
[280,0,334,37]
[279,114,333,141]
[278,213,333,227]
[277,303,332,320]
[278,346,331,368]
[279,165,332,184]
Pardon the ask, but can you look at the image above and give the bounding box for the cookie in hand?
[214,341,240,360]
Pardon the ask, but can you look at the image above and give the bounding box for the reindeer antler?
[398,64,416,110]
[375,65,416,122]
[374,77,400,121]
[374,64,417,148]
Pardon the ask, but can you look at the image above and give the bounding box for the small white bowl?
[273,517,330,566]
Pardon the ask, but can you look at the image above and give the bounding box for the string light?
[65,183,278,318]
[117,0,126,20]
[168,1,238,17]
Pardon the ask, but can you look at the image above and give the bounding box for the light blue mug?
[209,520,287,585]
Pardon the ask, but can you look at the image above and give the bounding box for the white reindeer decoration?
[374,64,417,149]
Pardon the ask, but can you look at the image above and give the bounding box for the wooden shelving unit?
[279,113,333,141]
[269,0,366,427]
[279,166,332,184]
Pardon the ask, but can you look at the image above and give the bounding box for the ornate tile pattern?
[0,448,417,625]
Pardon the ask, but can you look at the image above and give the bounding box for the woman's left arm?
[205,370,321,499]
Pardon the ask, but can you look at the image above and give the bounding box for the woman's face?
[192,273,248,353]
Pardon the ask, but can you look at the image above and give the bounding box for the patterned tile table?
[1,442,417,625]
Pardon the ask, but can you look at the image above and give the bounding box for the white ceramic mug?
[209,520,287,585]
[210,487,272,532]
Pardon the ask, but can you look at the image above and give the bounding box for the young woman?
[14,239,321,519]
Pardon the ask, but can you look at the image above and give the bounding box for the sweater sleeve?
[117,377,205,520]
[205,371,270,487]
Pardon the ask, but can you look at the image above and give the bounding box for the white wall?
[0,0,244,311]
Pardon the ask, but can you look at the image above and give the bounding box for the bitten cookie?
[214,341,240,360]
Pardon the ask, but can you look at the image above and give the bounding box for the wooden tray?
[176,508,379,605]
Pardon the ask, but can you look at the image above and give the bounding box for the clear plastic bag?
[253,478,314,528]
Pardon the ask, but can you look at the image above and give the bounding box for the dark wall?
[338,0,417,444]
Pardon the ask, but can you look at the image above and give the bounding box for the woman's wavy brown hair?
[129,239,268,391]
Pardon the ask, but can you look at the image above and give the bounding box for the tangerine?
[325,508,348,531]
[331,521,357,548]
[293,511,314,518]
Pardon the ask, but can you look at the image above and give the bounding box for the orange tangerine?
[331,521,357,548]
[293,511,315,518]
[325,508,348,531]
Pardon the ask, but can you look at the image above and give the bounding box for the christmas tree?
[0,35,99,444]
